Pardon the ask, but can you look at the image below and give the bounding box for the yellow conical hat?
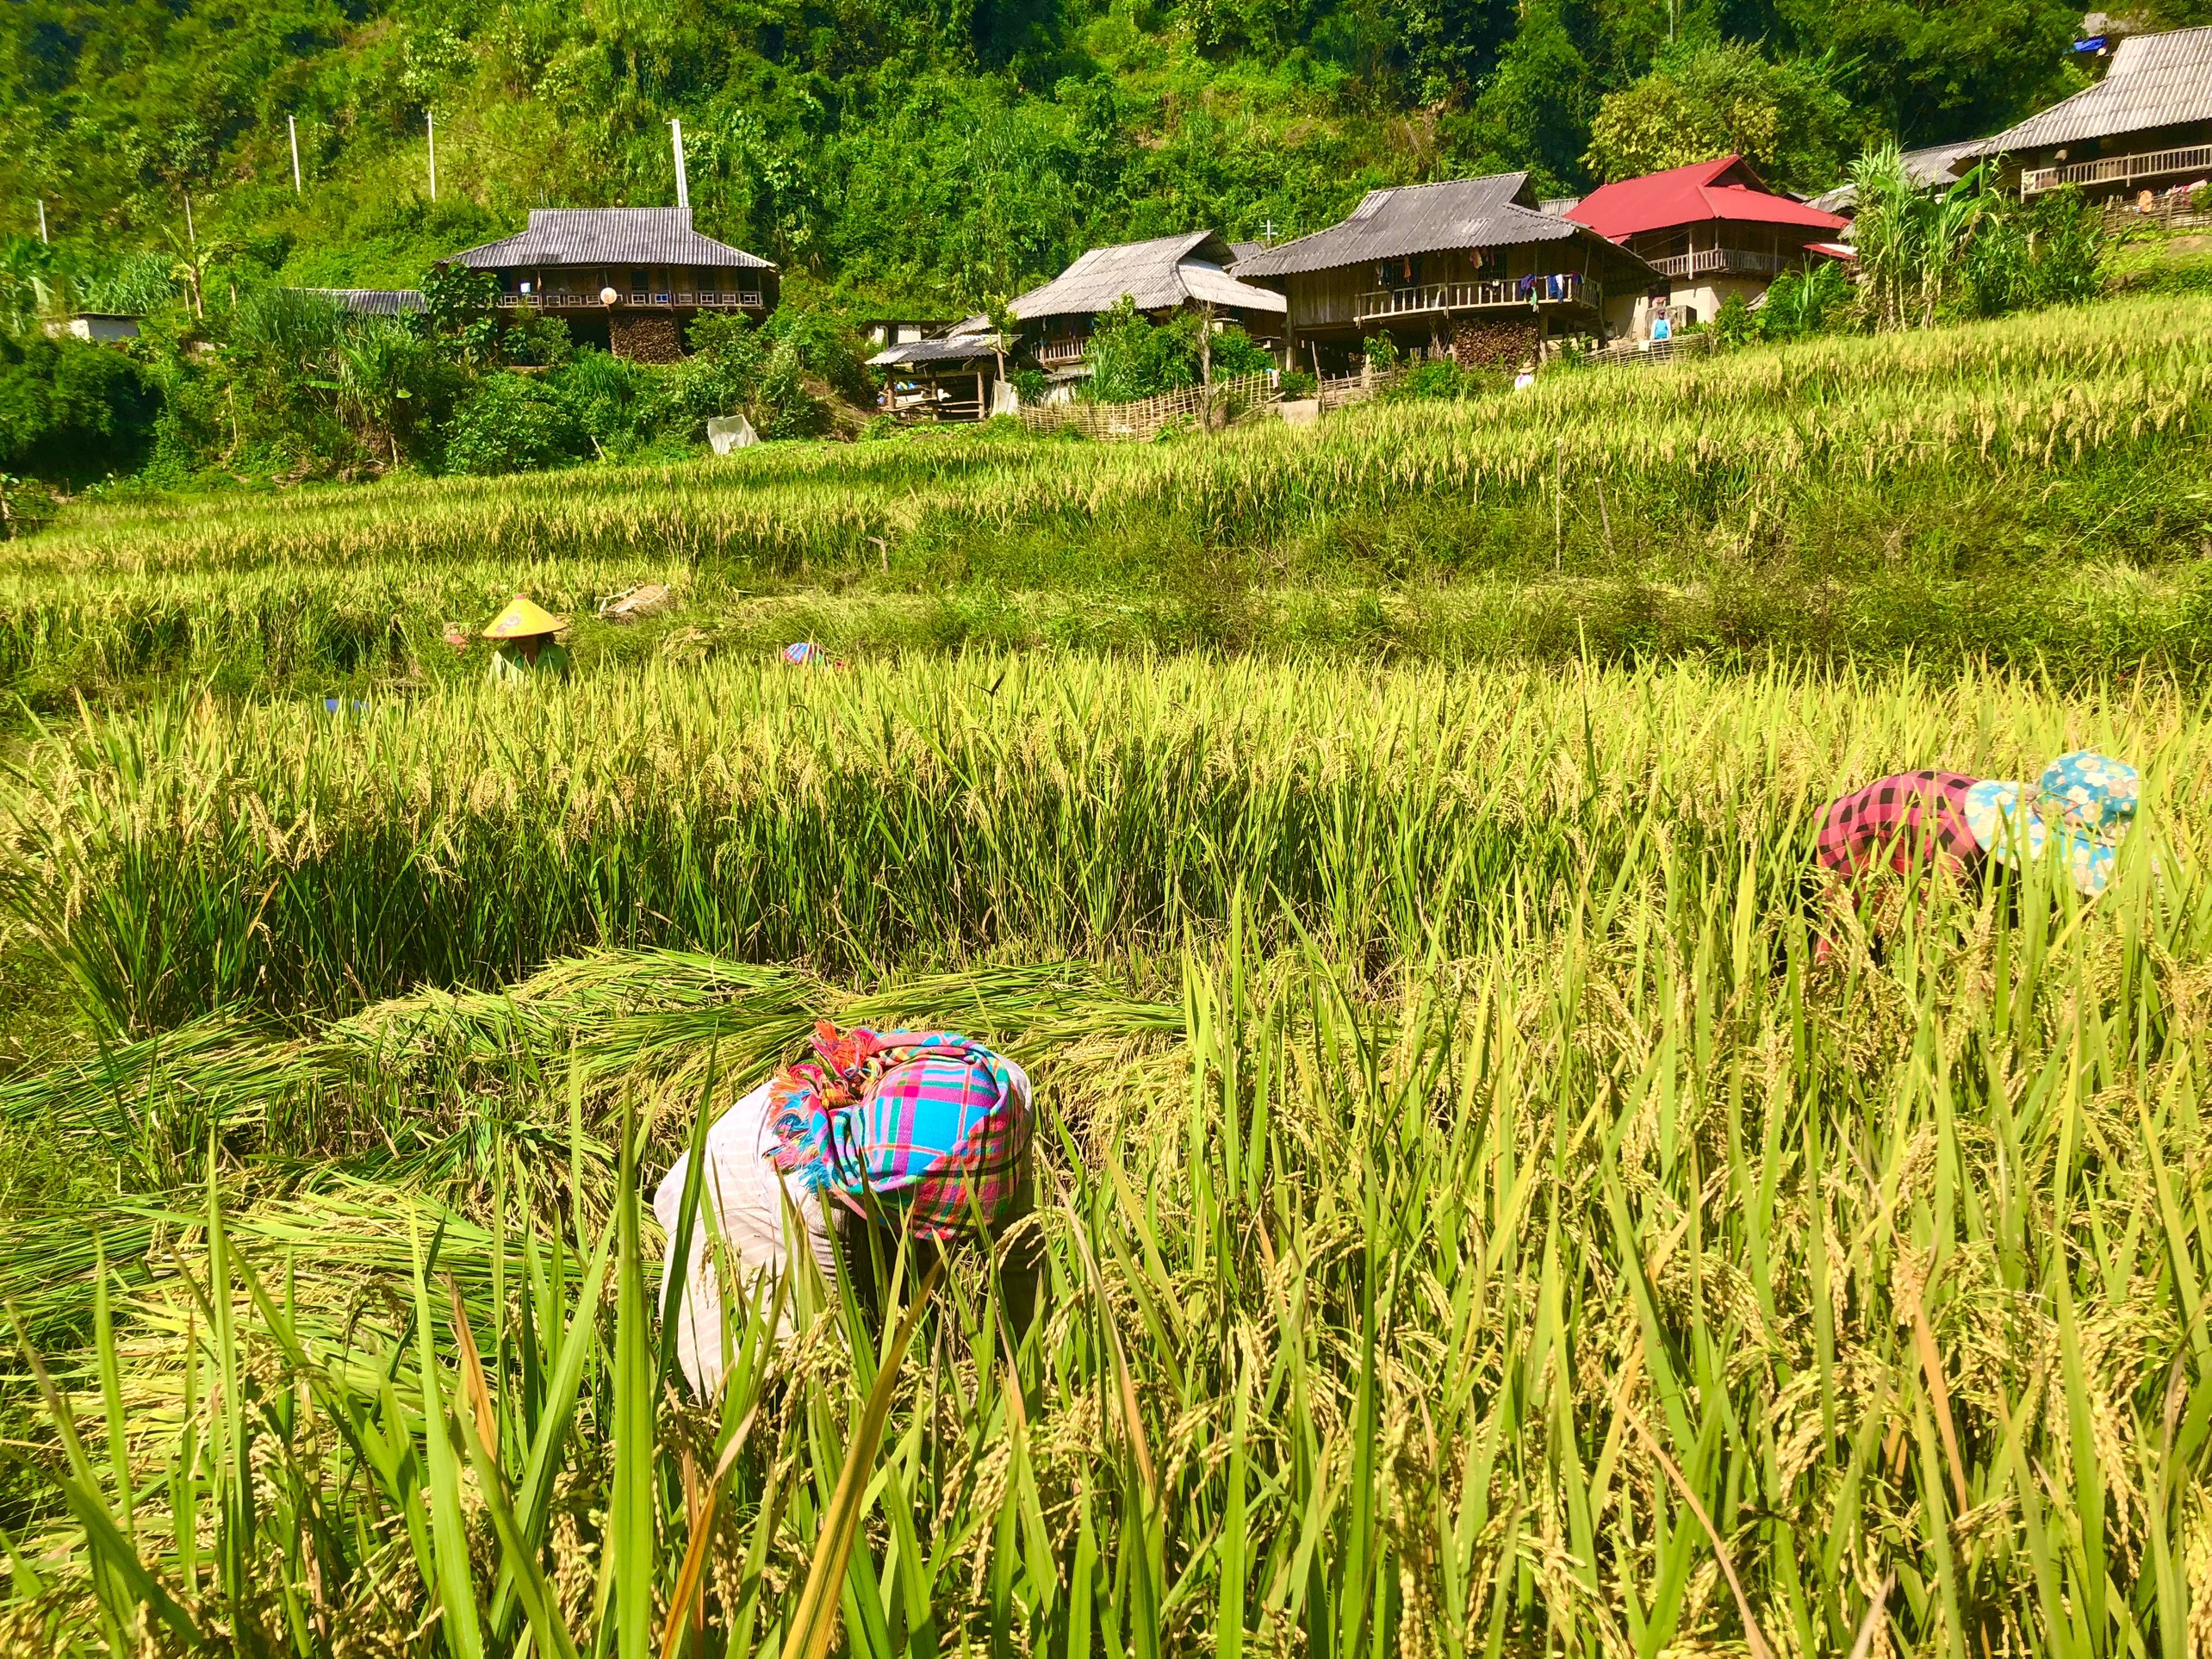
[482,595,565,640]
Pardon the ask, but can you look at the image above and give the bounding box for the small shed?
[868,330,1006,421]
[861,317,960,349]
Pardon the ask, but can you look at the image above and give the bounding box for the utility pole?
[36,200,46,244]
[426,112,437,201]
[289,115,302,195]
[183,192,202,318]
[671,119,689,210]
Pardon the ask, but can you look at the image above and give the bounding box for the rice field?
[6,290,2212,702]
[6,302,2212,1657]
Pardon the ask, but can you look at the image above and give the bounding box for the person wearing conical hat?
[1811,749,2141,960]
[482,594,571,685]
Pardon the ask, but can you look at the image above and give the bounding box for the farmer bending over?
[654,1022,1032,1396]
[1813,750,2139,958]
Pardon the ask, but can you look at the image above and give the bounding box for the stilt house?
[1232,172,1659,373]
[443,208,779,361]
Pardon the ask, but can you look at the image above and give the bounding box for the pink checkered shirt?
[1816,770,1983,879]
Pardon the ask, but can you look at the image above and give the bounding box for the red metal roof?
[1569,156,1852,241]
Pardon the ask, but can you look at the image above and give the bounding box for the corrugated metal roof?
[1987,26,2212,150]
[1177,262,1287,314]
[1235,173,1594,277]
[1806,140,1987,213]
[1008,231,1283,320]
[1571,156,1851,239]
[869,333,1003,367]
[304,288,426,315]
[1227,239,1267,265]
[445,208,775,271]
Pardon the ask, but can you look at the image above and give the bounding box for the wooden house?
[443,208,778,361]
[1982,26,2212,202]
[1569,157,1852,341]
[1008,232,1285,379]
[1233,173,1659,373]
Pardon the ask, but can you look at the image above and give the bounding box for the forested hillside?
[0,0,2155,311]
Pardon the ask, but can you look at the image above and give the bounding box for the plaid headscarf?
[766,1022,1030,1240]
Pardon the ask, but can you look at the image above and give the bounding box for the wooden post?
[1553,436,1563,572]
[977,369,985,420]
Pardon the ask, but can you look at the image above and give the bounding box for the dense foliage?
[0,332,159,481]
[0,0,2153,483]
[1708,159,2104,347]
[0,0,2124,318]
[33,274,870,484]
[1081,295,1276,400]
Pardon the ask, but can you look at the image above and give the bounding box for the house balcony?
[1353,275,1585,325]
[499,290,767,311]
[1646,247,1792,279]
[1035,337,1089,366]
[2022,140,2212,196]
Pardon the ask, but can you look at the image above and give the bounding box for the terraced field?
[5,301,2212,1656]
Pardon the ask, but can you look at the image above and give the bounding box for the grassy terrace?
[3,298,2212,1656]
[6,290,2212,703]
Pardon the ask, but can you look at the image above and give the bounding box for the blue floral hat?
[1964,750,2140,897]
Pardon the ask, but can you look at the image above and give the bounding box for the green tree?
[1845,142,2101,330]
[1771,0,2079,146]
[443,373,587,475]
[0,334,163,481]
[1084,295,1204,401]
[1584,41,1855,188]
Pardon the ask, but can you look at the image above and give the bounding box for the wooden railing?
[1354,276,1583,323]
[1647,247,1791,278]
[498,291,766,310]
[2101,194,2212,231]
[1035,337,1089,365]
[2022,141,2212,196]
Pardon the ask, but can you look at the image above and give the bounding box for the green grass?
[5,291,2212,711]
[7,295,2212,1656]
